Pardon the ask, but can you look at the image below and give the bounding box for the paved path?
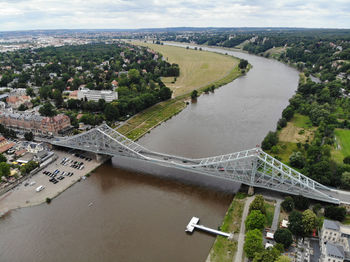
[271,199,282,231]
[234,196,254,262]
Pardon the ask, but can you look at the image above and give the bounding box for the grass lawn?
[265,201,276,228]
[292,114,313,129]
[131,41,239,97]
[332,128,350,163]
[208,195,246,262]
[117,98,186,140]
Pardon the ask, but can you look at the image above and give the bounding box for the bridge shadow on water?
[109,155,242,194]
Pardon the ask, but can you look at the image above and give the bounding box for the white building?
[77,88,118,103]
[320,219,350,262]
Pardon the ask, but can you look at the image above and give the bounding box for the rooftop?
[326,242,345,259]
[324,219,340,231]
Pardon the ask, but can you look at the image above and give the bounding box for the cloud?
[0,0,349,31]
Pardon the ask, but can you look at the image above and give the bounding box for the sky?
[0,0,349,31]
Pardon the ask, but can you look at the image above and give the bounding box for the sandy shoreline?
[0,150,108,213]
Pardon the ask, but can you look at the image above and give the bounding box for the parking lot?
[0,149,102,212]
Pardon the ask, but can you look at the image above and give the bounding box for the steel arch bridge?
[52,124,340,204]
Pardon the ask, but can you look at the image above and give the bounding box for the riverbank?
[117,46,247,140]
[206,193,246,262]
[0,150,109,213]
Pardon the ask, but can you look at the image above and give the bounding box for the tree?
[39,102,57,117]
[293,195,309,210]
[312,203,322,215]
[52,89,63,107]
[159,87,172,100]
[0,154,6,163]
[253,247,280,262]
[341,172,350,189]
[261,131,278,150]
[282,106,294,121]
[191,90,198,99]
[274,228,293,248]
[20,161,39,175]
[289,152,305,169]
[277,118,287,130]
[128,69,141,84]
[239,59,248,69]
[324,206,347,221]
[24,131,34,141]
[288,211,304,237]
[302,209,318,235]
[0,162,10,178]
[39,86,52,99]
[249,195,266,214]
[26,87,35,97]
[276,256,291,262]
[281,196,294,212]
[244,229,264,259]
[245,210,266,231]
[18,104,28,111]
[104,103,119,121]
[343,156,350,165]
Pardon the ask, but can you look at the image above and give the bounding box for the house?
[69,90,78,100]
[319,219,350,262]
[0,136,15,153]
[6,95,32,109]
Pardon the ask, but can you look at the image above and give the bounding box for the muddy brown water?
[0,46,299,262]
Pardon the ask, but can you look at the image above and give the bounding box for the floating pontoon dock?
[185,217,232,238]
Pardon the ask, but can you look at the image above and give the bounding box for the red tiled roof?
[0,142,15,153]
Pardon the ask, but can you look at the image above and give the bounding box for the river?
[0,45,299,262]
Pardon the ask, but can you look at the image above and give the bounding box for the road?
[234,196,254,262]
[271,199,282,231]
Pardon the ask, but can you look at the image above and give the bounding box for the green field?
[117,98,186,140]
[292,114,313,128]
[265,201,276,228]
[208,195,246,262]
[131,41,239,97]
[332,129,350,163]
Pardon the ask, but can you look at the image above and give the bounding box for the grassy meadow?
[332,128,350,163]
[131,41,239,97]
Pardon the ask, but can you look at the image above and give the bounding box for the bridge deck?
[51,124,343,204]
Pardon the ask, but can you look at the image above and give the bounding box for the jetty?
[185,217,232,238]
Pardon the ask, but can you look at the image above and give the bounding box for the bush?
[324,206,347,221]
[281,196,294,212]
[244,229,264,259]
[245,210,266,231]
[289,151,305,169]
[249,195,266,214]
[46,197,51,204]
[344,156,350,164]
[282,106,294,121]
[191,90,198,99]
[277,118,287,130]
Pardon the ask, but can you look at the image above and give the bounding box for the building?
[0,136,15,153]
[77,88,118,102]
[0,111,71,136]
[319,219,350,262]
[6,95,32,109]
